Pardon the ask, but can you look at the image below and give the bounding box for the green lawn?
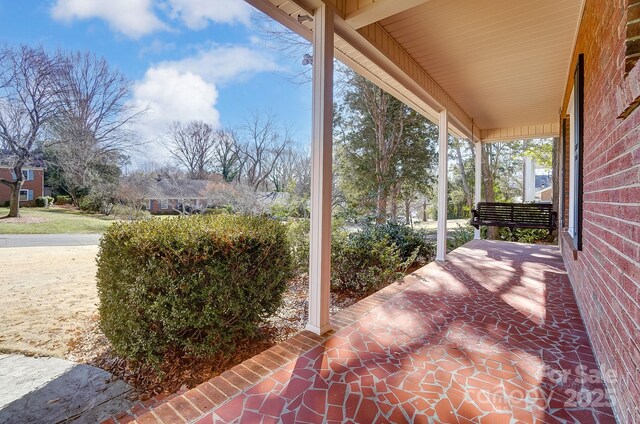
[0,206,119,234]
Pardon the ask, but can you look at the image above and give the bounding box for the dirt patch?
[0,244,368,400]
[0,245,99,357]
[0,216,48,224]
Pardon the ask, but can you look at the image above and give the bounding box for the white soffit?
[379,0,583,130]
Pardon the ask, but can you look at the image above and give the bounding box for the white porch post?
[307,4,334,335]
[436,110,448,262]
[523,157,536,202]
[474,140,482,240]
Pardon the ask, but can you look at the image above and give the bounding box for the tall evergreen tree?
[335,70,437,222]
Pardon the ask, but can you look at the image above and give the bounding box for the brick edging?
[105,273,420,424]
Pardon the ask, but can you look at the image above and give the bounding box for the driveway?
[0,233,101,248]
[0,354,134,424]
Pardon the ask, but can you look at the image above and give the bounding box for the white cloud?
[131,43,283,161]
[50,0,167,39]
[164,0,251,29]
[131,67,220,159]
[159,45,283,85]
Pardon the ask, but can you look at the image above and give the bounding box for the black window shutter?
[561,117,567,229]
[573,54,584,251]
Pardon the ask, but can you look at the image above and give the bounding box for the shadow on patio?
[110,240,618,424]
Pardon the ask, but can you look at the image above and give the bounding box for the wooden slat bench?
[470,202,557,237]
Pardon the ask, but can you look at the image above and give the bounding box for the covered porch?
[243,0,577,336]
[117,240,616,423]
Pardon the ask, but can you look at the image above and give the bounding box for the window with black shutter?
[572,54,584,251]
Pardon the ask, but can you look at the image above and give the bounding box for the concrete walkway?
[0,354,134,424]
[0,233,101,248]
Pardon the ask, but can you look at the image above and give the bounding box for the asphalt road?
[0,233,102,248]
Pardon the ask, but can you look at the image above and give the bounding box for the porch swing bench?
[470,202,557,237]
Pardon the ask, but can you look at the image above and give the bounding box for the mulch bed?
[66,274,364,400]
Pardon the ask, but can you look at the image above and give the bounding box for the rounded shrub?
[35,196,49,207]
[96,214,292,365]
[331,229,405,294]
[54,195,72,205]
[359,223,434,262]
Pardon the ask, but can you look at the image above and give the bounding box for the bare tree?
[239,113,292,191]
[269,146,311,195]
[114,173,152,220]
[0,45,62,217]
[213,128,243,182]
[203,180,259,214]
[47,51,143,204]
[164,121,217,179]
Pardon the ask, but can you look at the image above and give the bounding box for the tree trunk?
[8,182,21,217]
[389,183,399,223]
[422,198,427,222]
[481,144,499,239]
[405,198,412,227]
[454,139,473,209]
[376,185,387,224]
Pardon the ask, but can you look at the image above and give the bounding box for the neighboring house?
[536,186,553,202]
[535,173,552,202]
[145,178,214,214]
[0,158,45,207]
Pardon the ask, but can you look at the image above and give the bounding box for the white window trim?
[160,199,169,209]
[19,189,29,201]
[21,170,34,181]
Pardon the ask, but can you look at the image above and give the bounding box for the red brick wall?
[560,1,640,422]
[0,168,44,207]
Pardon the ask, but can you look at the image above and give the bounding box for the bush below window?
[96,214,292,365]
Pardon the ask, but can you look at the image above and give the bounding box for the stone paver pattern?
[113,240,617,424]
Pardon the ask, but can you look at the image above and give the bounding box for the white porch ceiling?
[246,0,583,140]
[379,0,583,130]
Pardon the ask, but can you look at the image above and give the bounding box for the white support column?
[436,110,448,262]
[523,157,536,202]
[307,4,334,336]
[474,140,482,240]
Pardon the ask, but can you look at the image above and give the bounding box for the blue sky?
[0,0,312,164]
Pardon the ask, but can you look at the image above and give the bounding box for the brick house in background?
[0,158,45,207]
[145,178,213,214]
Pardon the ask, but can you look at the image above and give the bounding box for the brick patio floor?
[108,240,618,424]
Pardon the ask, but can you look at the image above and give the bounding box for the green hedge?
[54,195,72,205]
[331,229,406,294]
[357,223,433,263]
[96,214,292,364]
[35,197,48,207]
[498,227,551,243]
[287,221,432,294]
